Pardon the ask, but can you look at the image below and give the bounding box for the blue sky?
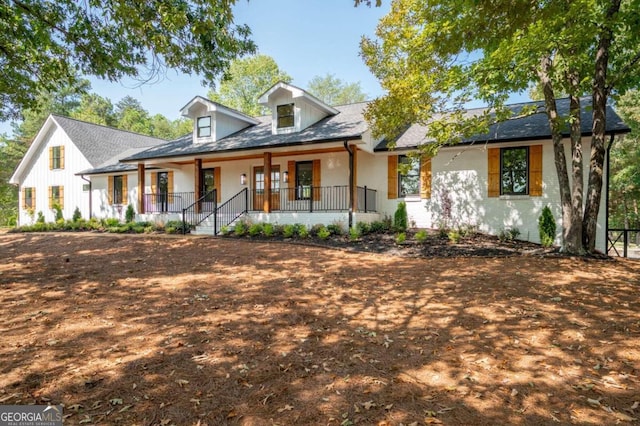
[0,1,390,135]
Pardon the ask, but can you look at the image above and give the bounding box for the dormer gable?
[258,82,339,135]
[180,96,259,143]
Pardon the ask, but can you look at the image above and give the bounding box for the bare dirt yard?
[0,232,639,425]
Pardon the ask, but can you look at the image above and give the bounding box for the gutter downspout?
[344,141,354,228]
[605,133,615,253]
[80,175,92,219]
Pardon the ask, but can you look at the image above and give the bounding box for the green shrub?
[369,220,389,234]
[72,207,82,222]
[317,227,331,240]
[310,224,325,237]
[395,232,406,244]
[356,221,370,236]
[349,227,361,241]
[272,224,284,236]
[498,227,521,242]
[415,229,428,243]
[448,229,461,244]
[36,211,45,224]
[219,225,229,235]
[394,201,408,232]
[327,223,344,236]
[263,223,275,237]
[297,226,309,238]
[104,218,120,227]
[248,223,264,236]
[125,204,136,223]
[538,206,556,247]
[53,204,63,221]
[234,220,249,236]
[166,220,188,234]
[282,224,295,238]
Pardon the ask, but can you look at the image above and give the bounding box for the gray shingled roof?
[52,115,167,168]
[375,97,630,151]
[122,102,368,162]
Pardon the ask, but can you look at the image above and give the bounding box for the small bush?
[166,220,188,234]
[349,227,361,241]
[248,223,264,237]
[53,204,63,221]
[369,220,389,234]
[219,225,229,235]
[104,218,120,227]
[394,202,408,232]
[356,221,370,236]
[282,224,295,238]
[498,227,521,242]
[310,224,325,237]
[395,232,406,244]
[263,223,275,237]
[36,211,45,224]
[538,206,556,247]
[448,229,461,244]
[317,227,331,240]
[234,220,249,236]
[72,207,82,222]
[415,229,428,243]
[125,204,136,223]
[297,226,309,238]
[327,223,344,236]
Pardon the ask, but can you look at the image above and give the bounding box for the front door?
[201,168,216,202]
[157,171,168,212]
[253,166,280,211]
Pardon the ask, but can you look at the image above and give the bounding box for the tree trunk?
[538,55,582,253]
[568,77,584,253]
[583,0,621,252]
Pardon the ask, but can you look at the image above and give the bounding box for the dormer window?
[277,104,294,128]
[197,116,211,138]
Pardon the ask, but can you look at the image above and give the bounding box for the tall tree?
[71,93,116,127]
[0,0,255,121]
[115,96,151,134]
[307,74,368,106]
[360,0,640,254]
[208,54,292,116]
[0,135,27,226]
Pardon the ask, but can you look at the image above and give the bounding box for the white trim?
[179,96,259,125]
[258,81,339,115]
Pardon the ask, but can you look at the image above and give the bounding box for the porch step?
[191,213,246,236]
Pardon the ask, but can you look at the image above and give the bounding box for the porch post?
[194,158,202,213]
[137,163,145,214]
[352,146,358,213]
[263,152,272,213]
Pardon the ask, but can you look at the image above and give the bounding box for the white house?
[9,115,166,223]
[11,82,630,252]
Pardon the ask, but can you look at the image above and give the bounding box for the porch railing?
[181,189,217,233]
[249,185,377,213]
[608,228,640,258]
[143,192,196,213]
[214,188,249,235]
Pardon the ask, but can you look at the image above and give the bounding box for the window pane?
[399,155,420,196]
[52,146,61,169]
[295,162,313,199]
[197,116,211,137]
[114,175,123,204]
[277,104,294,128]
[501,148,528,195]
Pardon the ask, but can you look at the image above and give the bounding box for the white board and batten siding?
[17,125,93,224]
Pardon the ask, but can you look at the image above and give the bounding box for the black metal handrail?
[181,189,217,234]
[213,188,248,235]
[249,185,377,213]
[144,192,196,213]
[608,228,640,258]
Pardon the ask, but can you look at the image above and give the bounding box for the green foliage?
[125,204,136,223]
[317,227,331,240]
[297,226,309,238]
[72,207,82,222]
[393,202,408,232]
[415,229,428,243]
[327,223,344,236]
[219,225,229,235]
[498,228,521,242]
[349,227,361,241]
[539,206,557,248]
[307,73,368,106]
[0,0,255,121]
[52,203,63,221]
[104,218,120,227]
[164,220,189,234]
[356,221,371,236]
[36,211,45,223]
[248,223,264,237]
[263,223,275,237]
[395,232,406,244]
[448,229,461,244]
[369,220,389,234]
[234,220,249,236]
[282,224,295,238]
[208,54,291,116]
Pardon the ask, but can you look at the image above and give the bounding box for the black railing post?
[624,230,628,258]
[309,186,313,212]
[244,187,248,213]
[213,189,218,235]
[364,186,368,213]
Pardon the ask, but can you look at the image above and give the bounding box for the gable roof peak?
[258,81,339,115]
